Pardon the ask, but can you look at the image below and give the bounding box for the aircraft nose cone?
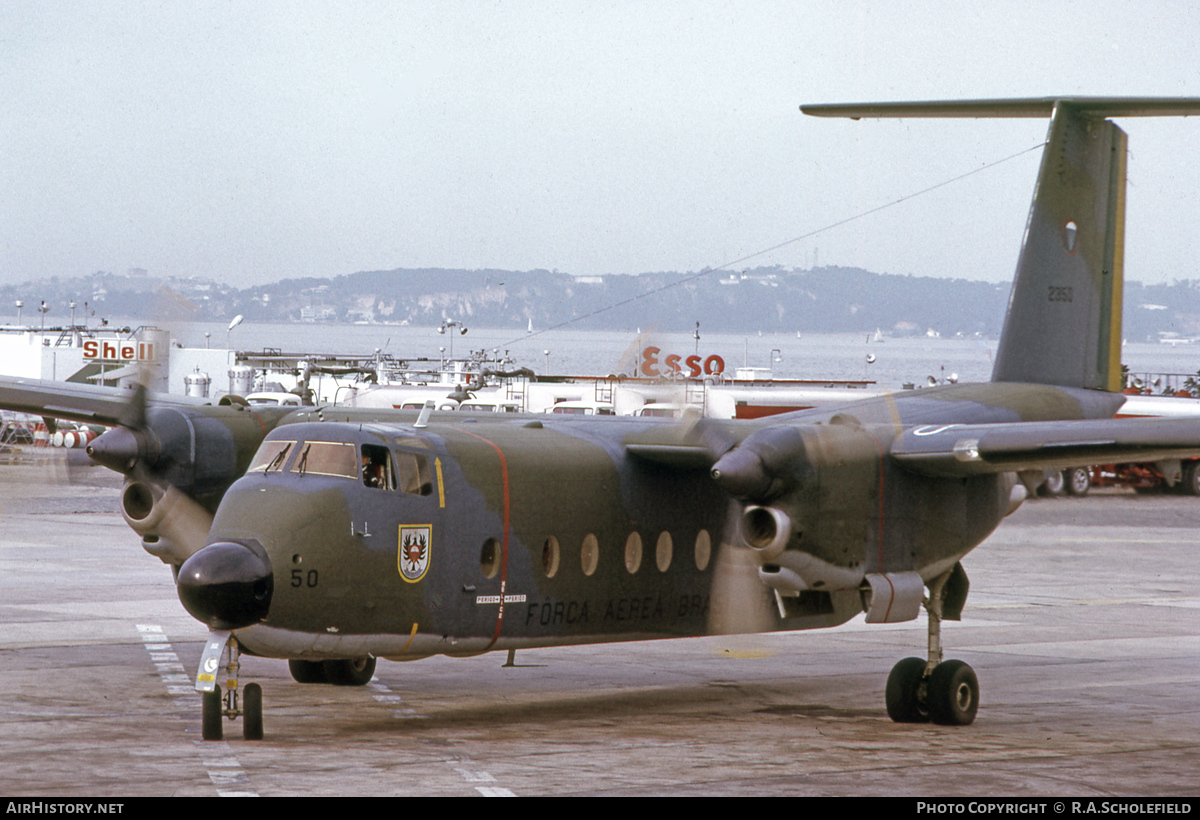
[177,541,273,630]
[86,426,141,473]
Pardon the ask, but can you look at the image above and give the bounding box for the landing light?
[952,438,981,462]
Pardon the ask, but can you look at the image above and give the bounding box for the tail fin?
[803,97,1200,391]
[994,101,1127,391]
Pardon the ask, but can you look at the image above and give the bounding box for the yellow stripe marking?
[715,648,776,659]
[435,457,445,508]
[1106,129,1127,393]
[399,623,419,653]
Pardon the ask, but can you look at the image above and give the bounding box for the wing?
[0,374,210,427]
[622,417,746,469]
[891,417,1200,477]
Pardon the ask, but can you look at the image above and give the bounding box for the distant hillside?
[2,265,1197,341]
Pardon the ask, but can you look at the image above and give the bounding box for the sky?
[2,1,1199,289]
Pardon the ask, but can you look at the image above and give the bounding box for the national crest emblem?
[398,525,432,583]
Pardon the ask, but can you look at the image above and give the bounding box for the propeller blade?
[154,483,216,561]
[115,382,147,430]
[122,470,215,565]
[706,500,778,635]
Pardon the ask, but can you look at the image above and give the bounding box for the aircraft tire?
[885,657,930,723]
[1039,470,1065,497]
[1182,462,1200,496]
[1065,467,1091,497]
[927,660,979,726]
[243,683,263,740]
[202,686,223,741]
[288,659,327,684]
[323,657,376,686]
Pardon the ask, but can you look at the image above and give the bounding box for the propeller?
[661,416,785,636]
[710,424,807,503]
[706,498,779,636]
[119,469,216,565]
[86,361,216,566]
[703,421,824,635]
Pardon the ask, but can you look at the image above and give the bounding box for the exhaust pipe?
[122,479,215,565]
[740,505,792,560]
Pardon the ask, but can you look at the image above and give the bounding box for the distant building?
[301,305,337,322]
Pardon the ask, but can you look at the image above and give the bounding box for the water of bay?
[162,320,1200,391]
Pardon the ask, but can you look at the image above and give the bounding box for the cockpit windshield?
[247,440,295,473]
[293,442,358,478]
[248,436,433,492]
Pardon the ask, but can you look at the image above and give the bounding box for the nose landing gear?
[885,567,979,726]
[196,630,264,740]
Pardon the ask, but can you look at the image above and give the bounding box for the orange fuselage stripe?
[457,429,510,649]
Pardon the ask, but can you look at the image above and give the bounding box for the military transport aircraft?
[4,97,1200,740]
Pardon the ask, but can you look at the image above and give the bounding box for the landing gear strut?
[196,630,264,740]
[885,569,979,725]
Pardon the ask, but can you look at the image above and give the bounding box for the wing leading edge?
[892,417,1200,478]
[0,374,209,428]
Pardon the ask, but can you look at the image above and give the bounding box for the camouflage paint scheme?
[5,98,1200,729]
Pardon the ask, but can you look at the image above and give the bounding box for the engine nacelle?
[90,404,288,509]
[122,479,214,565]
[742,503,867,593]
[715,417,1012,607]
[716,419,878,592]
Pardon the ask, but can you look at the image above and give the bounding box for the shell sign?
[82,340,155,362]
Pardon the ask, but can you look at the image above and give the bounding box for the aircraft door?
[357,443,443,606]
[391,448,441,586]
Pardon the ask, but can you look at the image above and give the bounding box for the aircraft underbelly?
[235,589,867,662]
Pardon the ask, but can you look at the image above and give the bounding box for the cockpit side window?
[361,444,395,490]
[396,451,433,496]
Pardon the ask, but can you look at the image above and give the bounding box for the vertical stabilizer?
[802,97,1200,392]
[991,104,1126,390]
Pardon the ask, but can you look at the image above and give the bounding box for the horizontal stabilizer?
[803,96,1200,392]
[801,97,1200,119]
[891,418,1200,477]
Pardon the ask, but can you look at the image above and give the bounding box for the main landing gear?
[885,568,979,725]
[196,630,264,741]
[287,656,376,686]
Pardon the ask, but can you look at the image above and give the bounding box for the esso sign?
[640,347,725,378]
[82,340,155,362]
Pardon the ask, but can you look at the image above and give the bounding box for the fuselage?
[195,382,1127,661]
[214,417,735,660]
